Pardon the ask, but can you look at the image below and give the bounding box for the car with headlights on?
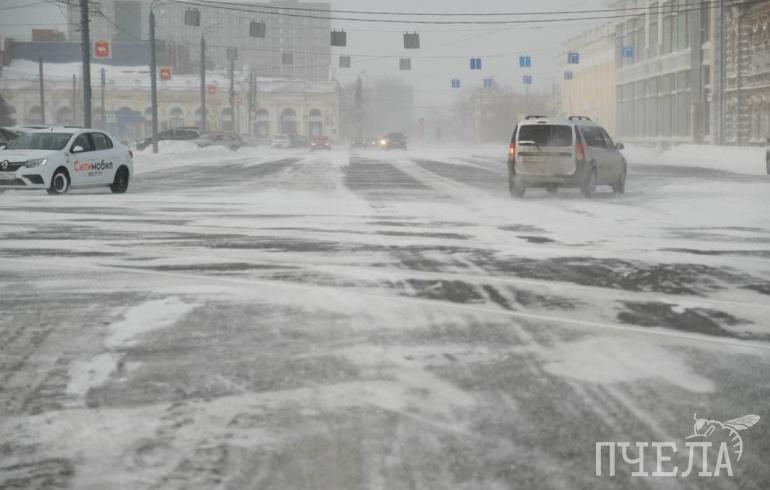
[0,128,133,195]
[379,132,408,150]
[310,135,332,151]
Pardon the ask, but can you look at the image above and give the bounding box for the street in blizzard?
[1,0,769,489]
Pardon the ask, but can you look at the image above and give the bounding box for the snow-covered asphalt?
[1,145,769,489]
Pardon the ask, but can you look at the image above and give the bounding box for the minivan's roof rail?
[525,115,547,120]
[568,115,592,121]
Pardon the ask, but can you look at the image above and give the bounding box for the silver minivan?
[507,116,627,198]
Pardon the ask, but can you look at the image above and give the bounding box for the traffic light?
[404,32,420,49]
[250,20,266,38]
[331,30,347,47]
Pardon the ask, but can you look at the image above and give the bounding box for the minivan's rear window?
[517,125,573,147]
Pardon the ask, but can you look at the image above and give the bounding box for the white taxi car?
[0,128,133,194]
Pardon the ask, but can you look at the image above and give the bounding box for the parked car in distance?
[380,132,408,150]
[310,136,332,151]
[194,132,243,151]
[507,115,626,198]
[135,127,201,151]
[271,134,291,149]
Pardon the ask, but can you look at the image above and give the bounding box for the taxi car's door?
[69,133,96,187]
[89,132,118,184]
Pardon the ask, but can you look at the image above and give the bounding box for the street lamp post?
[200,35,206,133]
[149,2,160,153]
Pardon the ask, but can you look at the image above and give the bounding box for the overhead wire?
[166,0,749,25]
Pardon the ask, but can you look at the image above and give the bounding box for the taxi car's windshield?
[7,132,73,151]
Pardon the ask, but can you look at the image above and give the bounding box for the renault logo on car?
[0,160,8,171]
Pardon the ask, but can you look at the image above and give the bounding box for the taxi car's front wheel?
[110,167,130,194]
[47,169,71,195]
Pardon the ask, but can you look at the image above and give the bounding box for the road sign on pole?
[93,40,111,59]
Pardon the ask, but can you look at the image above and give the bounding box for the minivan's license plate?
[525,156,546,163]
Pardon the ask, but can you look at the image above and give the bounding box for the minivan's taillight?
[575,142,585,162]
[508,143,516,161]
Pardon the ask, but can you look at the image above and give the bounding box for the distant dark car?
[351,136,378,149]
[380,132,408,150]
[310,136,332,151]
[0,127,24,149]
[195,132,243,151]
[135,128,201,151]
[290,134,309,149]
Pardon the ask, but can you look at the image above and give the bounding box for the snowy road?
[1,146,769,489]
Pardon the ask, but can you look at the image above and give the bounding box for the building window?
[649,3,659,57]
[662,1,674,54]
[700,2,711,43]
[675,0,689,51]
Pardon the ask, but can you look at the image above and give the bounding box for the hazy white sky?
[0,0,608,107]
[328,0,607,107]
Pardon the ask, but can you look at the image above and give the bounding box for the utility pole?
[72,74,77,125]
[354,75,363,139]
[229,58,235,133]
[248,71,254,136]
[100,67,106,129]
[38,57,45,125]
[200,36,206,133]
[79,0,92,128]
[149,8,159,153]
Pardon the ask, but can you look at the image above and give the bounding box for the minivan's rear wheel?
[508,170,526,198]
[581,168,597,199]
[612,162,627,194]
[47,169,70,195]
[110,167,130,194]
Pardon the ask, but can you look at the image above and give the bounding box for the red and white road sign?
[93,40,111,59]
[208,85,217,95]
[159,67,172,81]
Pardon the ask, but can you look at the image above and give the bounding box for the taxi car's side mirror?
[616,143,625,150]
[72,145,84,153]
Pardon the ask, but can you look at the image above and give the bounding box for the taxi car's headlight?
[25,158,48,168]
[380,139,388,146]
